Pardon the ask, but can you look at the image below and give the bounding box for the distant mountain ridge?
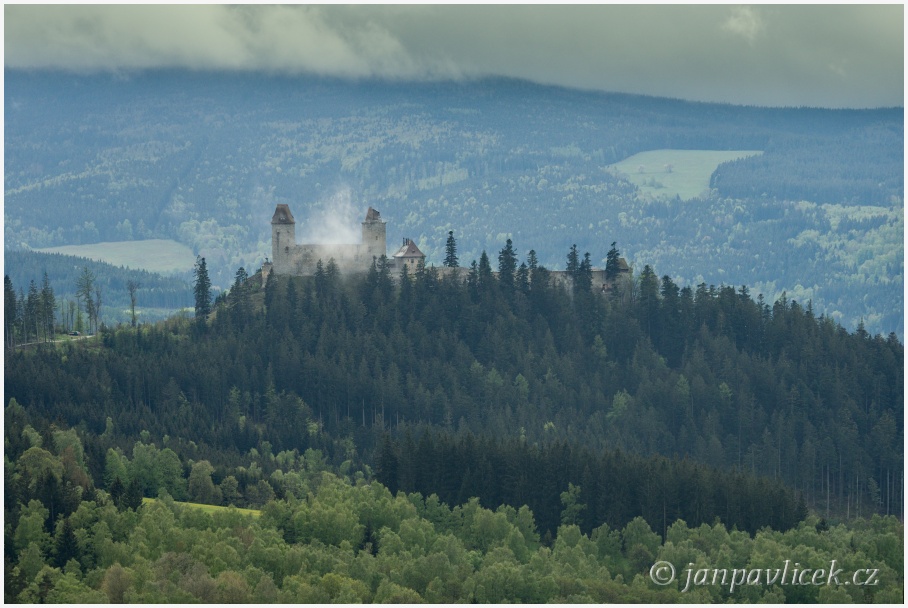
[4,69,902,335]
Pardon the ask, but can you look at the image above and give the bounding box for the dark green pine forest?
[4,246,904,602]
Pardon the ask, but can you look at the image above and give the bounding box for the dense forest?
[7,248,902,516]
[5,244,904,601]
[5,410,902,602]
[5,70,903,336]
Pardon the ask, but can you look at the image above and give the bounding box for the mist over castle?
[268,204,425,277]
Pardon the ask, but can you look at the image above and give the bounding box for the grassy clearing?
[609,149,762,201]
[36,239,196,274]
[143,497,261,518]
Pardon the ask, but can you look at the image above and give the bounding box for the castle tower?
[271,204,296,274]
[361,207,386,261]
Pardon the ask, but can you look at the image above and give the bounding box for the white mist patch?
[299,187,363,245]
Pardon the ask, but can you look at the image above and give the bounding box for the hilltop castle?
[269,204,424,277]
[265,203,630,291]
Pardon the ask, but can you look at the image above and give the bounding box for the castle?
[269,204,424,277]
[266,203,630,291]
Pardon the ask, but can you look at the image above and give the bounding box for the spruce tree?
[5,275,18,349]
[40,271,55,341]
[605,242,622,281]
[576,252,593,292]
[229,267,250,327]
[127,280,140,327]
[53,518,79,568]
[478,251,493,290]
[193,256,212,322]
[76,267,96,334]
[444,231,459,268]
[516,262,530,294]
[566,244,580,276]
[497,239,517,293]
[26,280,40,343]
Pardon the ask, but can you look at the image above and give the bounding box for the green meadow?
[142,497,261,518]
[36,239,196,274]
[610,149,762,201]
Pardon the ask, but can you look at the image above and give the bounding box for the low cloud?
[4,5,902,108]
[298,187,364,246]
[721,6,765,44]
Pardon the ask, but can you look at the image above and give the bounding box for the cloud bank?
[4,5,903,108]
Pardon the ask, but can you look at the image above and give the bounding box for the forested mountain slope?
[5,70,902,335]
[6,257,902,521]
[5,256,903,602]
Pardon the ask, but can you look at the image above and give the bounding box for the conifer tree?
[76,267,96,334]
[478,251,493,290]
[229,267,250,327]
[41,271,56,341]
[193,256,212,323]
[26,280,40,342]
[576,252,593,292]
[527,250,538,271]
[497,239,517,293]
[127,280,140,327]
[566,244,580,276]
[605,242,622,281]
[53,518,79,568]
[467,260,479,296]
[444,231,459,268]
[516,262,530,294]
[5,275,18,349]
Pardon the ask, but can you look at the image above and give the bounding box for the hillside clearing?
[35,239,196,274]
[142,497,261,518]
[610,149,762,201]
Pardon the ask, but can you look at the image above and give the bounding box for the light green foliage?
[622,516,662,573]
[46,569,108,603]
[17,565,62,603]
[15,542,47,584]
[16,447,63,493]
[5,446,904,605]
[104,447,130,488]
[101,562,133,603]
[130,441,162,495]
[607,389,633,423]
[187,460,221,505]
[560,482,587,526]
[52,428,86,469]
[291,477,365,548]
[21,425,42,448]
[156,448,187,500]
[454,497,513,552]
[15,500,51,553]
[374,578,424,603]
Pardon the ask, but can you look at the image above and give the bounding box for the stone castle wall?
[272,204,387,277]
[279,243,372,275]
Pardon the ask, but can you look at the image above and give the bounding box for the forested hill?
[6,255,902,524]
[5,69,903,336]
[4,250,193,325]
[5,254,904,602]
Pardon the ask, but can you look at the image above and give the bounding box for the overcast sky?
[4,4,904,108]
